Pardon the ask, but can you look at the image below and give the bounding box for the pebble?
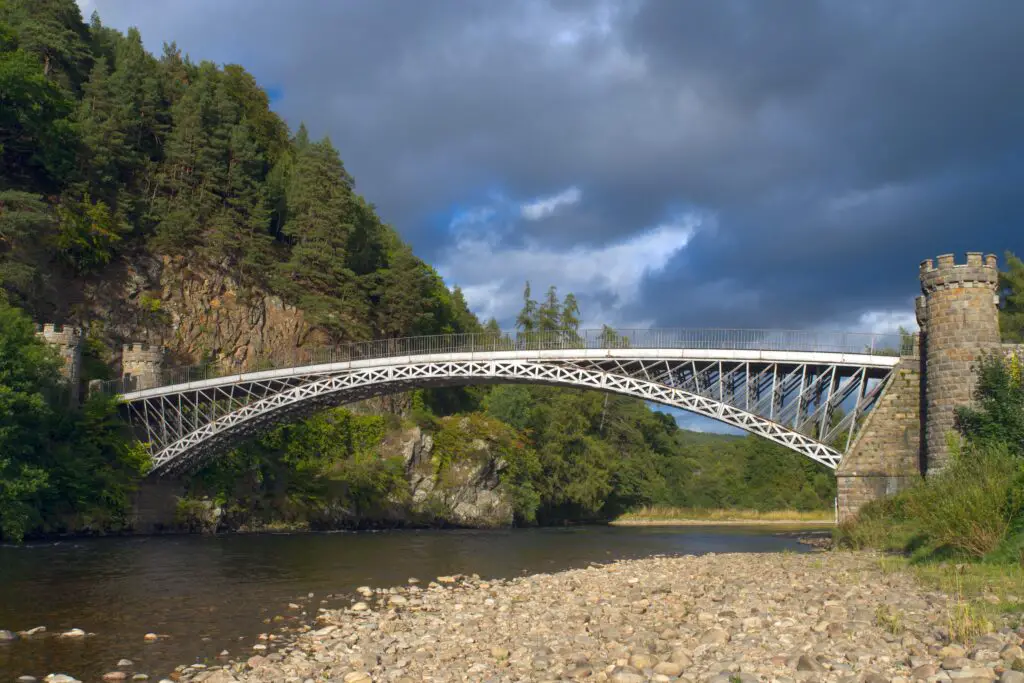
[117,660,133,667]
[164,552,1023,683]
[58,628,85,638]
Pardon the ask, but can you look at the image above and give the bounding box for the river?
[0,525,819,682]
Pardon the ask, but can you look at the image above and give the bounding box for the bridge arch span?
[115,346,899,476]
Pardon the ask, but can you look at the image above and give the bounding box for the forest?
[0,0,958,539]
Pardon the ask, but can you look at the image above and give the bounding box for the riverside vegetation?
[0,1,839,542]
[837,289,1024,629]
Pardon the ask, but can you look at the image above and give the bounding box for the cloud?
[520,186,582,220]
[83,0,1024,336]
[439,206,701,326]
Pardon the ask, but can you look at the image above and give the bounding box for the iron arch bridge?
[101,329,906,476]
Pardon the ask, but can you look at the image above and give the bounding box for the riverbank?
[610,519,834,526]
[168,551,1022,683]
[613,506,834,526]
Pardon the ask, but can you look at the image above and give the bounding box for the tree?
[955,353,1024,455]
[0,298,59,540]
[515,281,536,333]
[560,293,580,334]
[1000,251,1024,343]
[537,285,560,332]
[0,34,76,191]
[0,0,91,92]
[0,191,58,308]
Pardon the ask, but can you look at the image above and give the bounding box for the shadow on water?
[0,525,812,681]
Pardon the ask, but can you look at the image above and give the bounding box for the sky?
[76,0,1024,431]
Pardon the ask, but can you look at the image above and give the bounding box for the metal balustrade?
[100,328,908,396]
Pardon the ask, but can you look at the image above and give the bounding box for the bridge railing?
[99,328,909,396]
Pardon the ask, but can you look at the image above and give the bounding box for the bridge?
[98,329,905,476]
[38,251,1012,520]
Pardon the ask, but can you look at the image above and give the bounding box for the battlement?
[121,342,164,392]
[122,343,166,359]
[919,252,999,293]
[35,323,83,346]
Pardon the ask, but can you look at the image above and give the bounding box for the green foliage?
[432,413,541,522]
[904,445,1023,558]
[0,299,147,541]
[55,192,125,271]
[956,353,1024,453]
[841,353,1024,561]
[187,407,406,528]
[1001,252,1024,343]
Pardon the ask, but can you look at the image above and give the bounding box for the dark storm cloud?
[86,0,1024,331]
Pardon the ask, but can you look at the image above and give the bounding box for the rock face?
[170,551,1023,683]
[394,424,514,528]
[87,255,327,366]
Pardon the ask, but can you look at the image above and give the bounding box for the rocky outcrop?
[85,253,328,367]
[387,424,514,528]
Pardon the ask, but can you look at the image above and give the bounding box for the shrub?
[905,444,1023,558]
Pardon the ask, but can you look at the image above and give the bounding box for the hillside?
[0,1,835,539]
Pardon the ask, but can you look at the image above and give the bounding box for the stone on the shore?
[43,676,80,683]
[167,552,1021,683]
[351,601,369,612]
[131,676,148,681]
[653,660,685,675]
[117,659,133,667]
[700,627,731,645]
[193,671,237,683]
[59,628,85,638]
[143,633,159,641]
[101,673,127,681]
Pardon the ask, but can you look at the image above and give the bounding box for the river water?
[0,525,819,682]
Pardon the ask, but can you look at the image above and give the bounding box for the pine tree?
[206,119,273,280]
[537,285,560,332]
[516,281,536,333]
[277,137,365,339]
[0,30,76,192]
[0,0,91,92]
[560,293,580,333]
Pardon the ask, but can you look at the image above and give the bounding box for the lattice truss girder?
[123,358,893,476]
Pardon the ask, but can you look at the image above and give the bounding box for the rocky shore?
[146,551,1023,683]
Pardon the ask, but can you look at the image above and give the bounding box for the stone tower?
[916,252,1001,474]
[36,323,83,403]
[121,342,165,392]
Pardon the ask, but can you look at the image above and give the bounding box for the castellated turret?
[916,252,1001,474]
[121,342,165,392]
[35,323,83,403]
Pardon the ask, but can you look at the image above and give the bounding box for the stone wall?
[121,343,165,391]
[917,252,1001,474]
[836,356,923,521]
[35,323,83,403]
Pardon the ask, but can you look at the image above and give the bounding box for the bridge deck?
[121,347,898,401]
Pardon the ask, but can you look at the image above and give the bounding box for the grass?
[615,505,833,523]
[876,555,1020,639]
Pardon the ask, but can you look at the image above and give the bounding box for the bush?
[837,444,1024,559]
[906,444,1023,558]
